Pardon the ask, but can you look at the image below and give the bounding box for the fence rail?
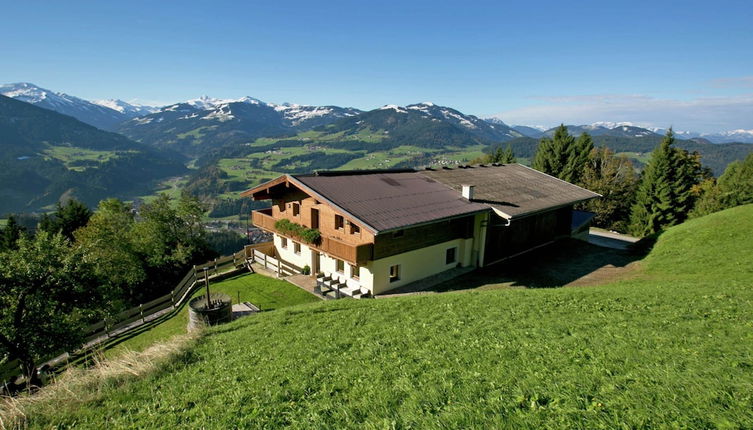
[2,244,272,389]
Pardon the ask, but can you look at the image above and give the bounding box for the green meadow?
[16,205,753,428]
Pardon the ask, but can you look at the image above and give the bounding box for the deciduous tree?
[0,233,114,385]
[579,148,638,232]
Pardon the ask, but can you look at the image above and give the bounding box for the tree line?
[520,125,753,236]
[0,194,216,386]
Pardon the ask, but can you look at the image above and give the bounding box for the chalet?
[241,164,599,297]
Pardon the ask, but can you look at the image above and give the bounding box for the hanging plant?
[274,219,321,244]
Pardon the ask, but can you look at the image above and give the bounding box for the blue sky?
[3,0,752,132]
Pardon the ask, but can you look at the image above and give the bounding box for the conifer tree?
[533,124,572,177]
[629,129,707,236]
[0,215,24,252]
[532,125,591,183]
[499,144,516,164]
[563,132,594,184]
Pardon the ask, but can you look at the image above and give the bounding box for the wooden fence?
[252,249,302,277]
[1,243,272,389]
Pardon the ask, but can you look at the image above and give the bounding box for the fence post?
[214,258,218,275]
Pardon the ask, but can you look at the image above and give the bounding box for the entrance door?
[311,208,320,229]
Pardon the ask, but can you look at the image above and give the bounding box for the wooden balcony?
[251,209,373,265]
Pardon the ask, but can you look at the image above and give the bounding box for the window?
[335,214,344,230]
[389,264,400,283]
[350,223,361,235]
[280,237,287,248]
[350,264,360,280]
[446,247,457,264]
[292,202,300,217]
[393,230,404,238]
[336,259,345,273]
[294,242,301,254]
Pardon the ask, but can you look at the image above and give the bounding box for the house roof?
[241,164,600,234]
[420,164,600,219]
[292,171,489,233]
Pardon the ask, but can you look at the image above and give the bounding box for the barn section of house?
[241,164,599,297]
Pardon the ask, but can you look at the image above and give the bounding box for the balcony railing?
[252,209,372,264]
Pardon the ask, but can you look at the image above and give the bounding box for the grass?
[104,273,318,358]
[20,206,753,428]
[41,146,129,171]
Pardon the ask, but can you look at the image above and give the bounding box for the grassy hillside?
[0,95,186,213]
[17,206,753,428]
[104,273,319,358]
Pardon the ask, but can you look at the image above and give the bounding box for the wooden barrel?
[188,293,232,331]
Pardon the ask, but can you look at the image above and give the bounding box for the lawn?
[104,273,318,358]
[20,206,753,428]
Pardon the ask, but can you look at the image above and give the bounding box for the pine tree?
[562,132,594,184]
[533,124,573,177]
[629,129,707,236]
[532,125,590,183]
[499,144,516,164]
[0,215,24,251]
[38,199,92,242]
[473,144,516,164]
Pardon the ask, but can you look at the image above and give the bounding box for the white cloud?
[491,94,753,134]
[708,76,753,88]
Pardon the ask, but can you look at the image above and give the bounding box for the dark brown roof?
[293,171,489,233]
[420,164,600,219]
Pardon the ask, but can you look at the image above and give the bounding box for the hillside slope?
[21,205,753,428]
[0,95,186,213]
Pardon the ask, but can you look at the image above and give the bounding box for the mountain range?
[0,83,157,131]
[117,96,363,157]
[4,82,752,144]
[2,82,753,216]
[0,94,184,213]
[505,120,753,144]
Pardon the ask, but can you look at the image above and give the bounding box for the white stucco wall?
[274,234,313,271]
[272,229,481,296]
[367,237,473,295]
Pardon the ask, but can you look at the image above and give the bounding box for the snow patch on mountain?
[379,104,408,113]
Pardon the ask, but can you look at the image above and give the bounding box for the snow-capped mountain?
[118,96,363,157]
[542,123,659,138]
[403,102,523,141]
[0,82,157,131]
[93,99,160,117]
[651,128,753,144]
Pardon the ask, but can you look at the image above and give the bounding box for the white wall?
[273,226,482,296]
[274,234,313,271]
[367,237,473,295]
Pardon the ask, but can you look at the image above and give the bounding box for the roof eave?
[374,208,490,235]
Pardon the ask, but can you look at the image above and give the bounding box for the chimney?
[462,184,475,201]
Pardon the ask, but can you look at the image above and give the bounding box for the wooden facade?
[251,180,479,266]
[483,206,573,266]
